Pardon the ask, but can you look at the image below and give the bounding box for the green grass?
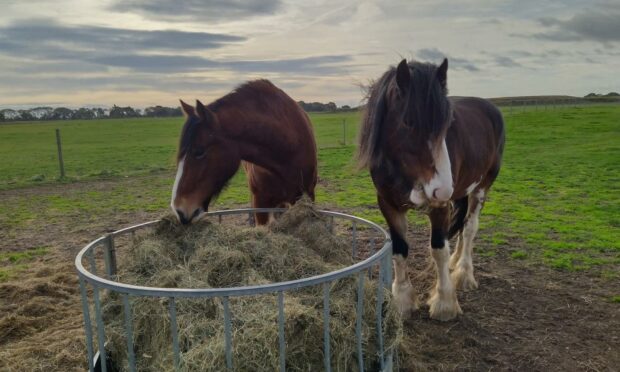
[0,112,361,189]
[0,246,49,263]
[0,246,49,282]
[1,105,619,273]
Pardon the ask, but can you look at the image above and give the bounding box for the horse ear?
[437,58,448,88]
[179,100,194,117]
[195,100,215,125]
[396,59,411,93]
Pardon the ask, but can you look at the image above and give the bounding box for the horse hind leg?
[450,233,464,270]
[449,196,468,270]
[451,189,485,291]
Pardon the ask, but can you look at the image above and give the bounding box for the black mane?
[358,60,451,168]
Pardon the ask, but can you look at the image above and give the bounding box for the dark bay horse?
[359,59,505,321]
[171,80,317,225]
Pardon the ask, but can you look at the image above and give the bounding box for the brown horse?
[171,80,317,225]
[359,58,505,321]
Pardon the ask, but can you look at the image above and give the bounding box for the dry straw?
[103,199,402,371]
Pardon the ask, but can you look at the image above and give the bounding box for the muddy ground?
[1,179,618,371]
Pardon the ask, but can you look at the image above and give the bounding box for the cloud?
[0,19,353,75]
[86,53,353,74]
[494,56,521,68]
[415,48,480,72]
[0,18,245,52]
[0,73,233,94]
[110,0,282,22]
[532,9,620,43]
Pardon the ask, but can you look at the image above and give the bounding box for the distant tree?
[341,105,351,110]
[109,105,140,118]
[144,105,182,117]
[0,111,4,122]
[51,107,74,120]
[606,92,619,96]
[93,108,106,118]
[1,109,19,121]
[585,93,599,97]
[30,107,54,120]
[18,110,35,121]
[72,107,96,120]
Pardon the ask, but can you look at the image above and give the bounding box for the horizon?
[1,93,617,112]
[1,1,619,109]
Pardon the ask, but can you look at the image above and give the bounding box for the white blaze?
[424,139,453,201]
[170,157,185,214]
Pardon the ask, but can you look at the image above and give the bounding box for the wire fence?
[1,101,618,188]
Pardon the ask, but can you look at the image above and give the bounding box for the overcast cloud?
[0,0,618,108]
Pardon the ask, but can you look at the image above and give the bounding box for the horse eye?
[192,148,206,159]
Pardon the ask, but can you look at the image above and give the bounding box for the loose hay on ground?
[102,200,402,371]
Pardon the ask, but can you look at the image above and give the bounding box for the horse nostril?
[191,208,201,221]
[176,209,190,225]
[432,188,439,199]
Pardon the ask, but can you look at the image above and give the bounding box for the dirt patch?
[395,231,620,372]
[1,178,619,371]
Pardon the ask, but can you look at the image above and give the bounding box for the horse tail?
[448,196,468,239]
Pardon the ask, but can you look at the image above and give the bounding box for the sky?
[1,0,619,109]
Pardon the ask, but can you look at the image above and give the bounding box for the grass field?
[1,105,618,275]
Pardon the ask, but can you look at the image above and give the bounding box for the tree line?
[0,105,183,122]
[0,101,358,122]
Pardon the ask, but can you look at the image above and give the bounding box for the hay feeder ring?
[75,208,394,372]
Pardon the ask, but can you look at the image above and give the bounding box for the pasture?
[1,104,619,370]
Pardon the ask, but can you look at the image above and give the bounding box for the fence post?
[342,119,346,146]
[55,128,65,179]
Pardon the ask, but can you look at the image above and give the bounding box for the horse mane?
[208,79,279,112]
[358,61,451,169]
[177,80,280,161]
[358,68,395,169]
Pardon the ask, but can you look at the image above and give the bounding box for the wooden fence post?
[56,128,65,179]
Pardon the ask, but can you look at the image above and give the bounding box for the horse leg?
[251,192,273,225]
[427,206,462,321]
[449,233,464,270]
[378,195,418,316]
[451,189,485,291]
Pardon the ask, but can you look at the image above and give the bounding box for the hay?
[102,200,401,371]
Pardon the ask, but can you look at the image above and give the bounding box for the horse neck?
[213,105,292,175]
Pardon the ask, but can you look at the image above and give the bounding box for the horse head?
[390,58,454,205]
[171,100,240,224]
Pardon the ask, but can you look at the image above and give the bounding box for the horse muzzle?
[174,207,204,225]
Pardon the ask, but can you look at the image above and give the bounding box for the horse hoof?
[427,290,462,321]
[451,268,478,291]
[392,281,419,318]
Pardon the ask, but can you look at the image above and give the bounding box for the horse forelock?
[358,61,452,168]
[177,116,200,161]
[406,62,451,143]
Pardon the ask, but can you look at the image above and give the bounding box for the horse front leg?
[427,207,462,321]
[378,195,418,317]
